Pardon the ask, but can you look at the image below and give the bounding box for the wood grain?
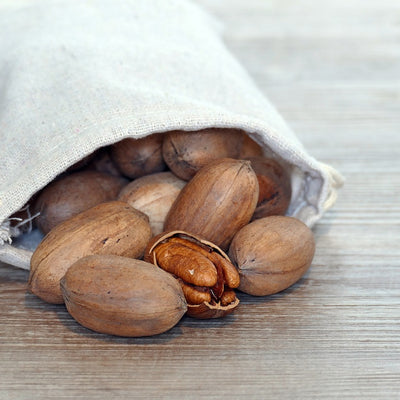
[1,0,400,398]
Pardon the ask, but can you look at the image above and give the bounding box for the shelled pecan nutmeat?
[145,230,240,319]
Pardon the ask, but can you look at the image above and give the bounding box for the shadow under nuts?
[164,158,259,251]
[29,201,152,304]
[61,255,187,337]
[229,216,315,296]
[145,230,240,319]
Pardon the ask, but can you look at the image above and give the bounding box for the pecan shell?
[164,158,259,250]
[144,230,240,319]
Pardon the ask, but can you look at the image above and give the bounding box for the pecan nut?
[144,230,240,319]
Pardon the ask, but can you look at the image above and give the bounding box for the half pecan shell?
[144,230,240,319]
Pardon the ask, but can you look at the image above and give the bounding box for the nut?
[29,201,152,304]
[164,158,259,250]
[229,216,315,296]
[33,171,127,234]
[60,255,187,337]
[238,134,263,158]
[87,147,123,177]
[145,230,240,319]
[111,133,166,178]
[118,171,186,235]
[247,157,292,219]
[162,128,244,180]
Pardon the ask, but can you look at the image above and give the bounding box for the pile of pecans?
[22,128,315,337]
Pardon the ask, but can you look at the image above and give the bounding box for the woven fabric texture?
[0,0,343,268]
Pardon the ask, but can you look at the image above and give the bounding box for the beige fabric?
[0,0,343,269]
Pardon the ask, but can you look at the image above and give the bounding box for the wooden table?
[1,1,399,398]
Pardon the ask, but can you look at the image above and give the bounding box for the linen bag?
[0,0,343,270]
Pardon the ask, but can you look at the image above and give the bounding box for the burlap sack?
[0,0,343,270]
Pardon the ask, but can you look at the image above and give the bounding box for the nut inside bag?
[0,0,343,270]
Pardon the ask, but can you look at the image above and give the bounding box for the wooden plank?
[1,0,400,398]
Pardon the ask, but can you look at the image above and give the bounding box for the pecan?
[229,216,315,296]
[145,230,240,319]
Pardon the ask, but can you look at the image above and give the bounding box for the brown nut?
[246,157,292,220]
[110,133,166,179]
[33,171,128,234]
[118,171,186,235]
[61,255,187,337]
[238,134,263,158]
[162,128,244,180]
[229,216,315,296]
[145,230,240,319]
[8,193,38,233]
[164,158,259,250]
[87,147,122,177]
[29,201,152,304]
